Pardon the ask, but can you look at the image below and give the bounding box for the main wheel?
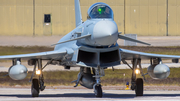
[31,79,39,97]
[94,85,102,98]
[135,78,143,96]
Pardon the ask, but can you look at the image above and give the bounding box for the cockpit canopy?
[87,2,114,19]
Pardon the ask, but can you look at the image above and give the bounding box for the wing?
[0,49,67,60]
[120,48,180,60]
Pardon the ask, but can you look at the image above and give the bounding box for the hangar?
[0,0,179,36]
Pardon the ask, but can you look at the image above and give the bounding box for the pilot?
[90,5,112,18]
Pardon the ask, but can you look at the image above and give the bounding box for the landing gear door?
[71,49,79,63]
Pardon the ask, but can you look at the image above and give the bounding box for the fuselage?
[55,2,119,49]
[54,2,121,68]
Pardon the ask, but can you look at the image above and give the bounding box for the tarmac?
[0,88,180,101]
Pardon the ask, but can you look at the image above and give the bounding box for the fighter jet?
[1,0,180,98]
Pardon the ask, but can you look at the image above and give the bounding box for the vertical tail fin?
[74,0,83,27]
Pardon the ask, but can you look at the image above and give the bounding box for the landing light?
[36,70,41,75]
[135,69,140,74]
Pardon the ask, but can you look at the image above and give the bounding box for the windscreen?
[88,4,113,19]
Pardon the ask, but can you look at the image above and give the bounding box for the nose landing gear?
[93,67,104,97]
[94,84,102,97]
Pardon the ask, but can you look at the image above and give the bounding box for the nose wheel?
[94,84,102,97]
[93,67,104,98]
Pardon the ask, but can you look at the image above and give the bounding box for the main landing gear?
[29,59,46,97]
[122,58,145,96]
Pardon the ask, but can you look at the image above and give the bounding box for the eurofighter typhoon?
[1,0,180,98]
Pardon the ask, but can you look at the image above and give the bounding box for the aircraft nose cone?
[93,21,118,46]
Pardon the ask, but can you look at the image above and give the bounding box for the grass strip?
[0,68,180,86]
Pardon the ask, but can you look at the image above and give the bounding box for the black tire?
[94,85,103,98]
[31,79,39,97]
[135,78,143,96]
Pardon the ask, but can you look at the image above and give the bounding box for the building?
[0,0,179,36]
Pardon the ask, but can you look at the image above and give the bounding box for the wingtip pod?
[118,34,151,46]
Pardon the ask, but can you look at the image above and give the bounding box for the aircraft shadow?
[0,93,179,99]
